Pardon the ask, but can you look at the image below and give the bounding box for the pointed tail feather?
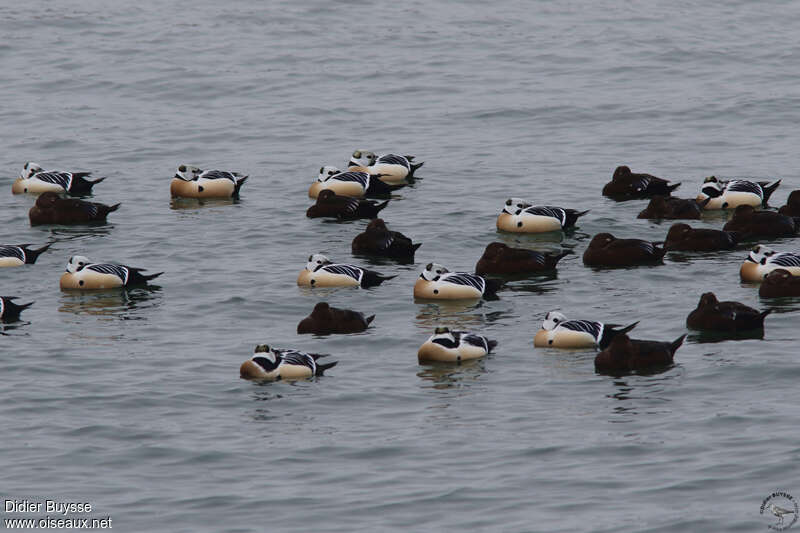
[26,243,51,263]
[564,209,590,228]
[404,155,415,161]
[233,176,249,196]
[374,200,389,214]
[89,176,106,185]
[365,315,375,326]
[408,161,424,177]
[108,203,121,213]
[667,182,682,193]
[316,360,338,376]
[143,271,164,282]
[487,339,498,352]
[762,179,781,205]
[17,301,35,312]
[670,334,687,355]
[759,310,772,324]
[412,242,423,251]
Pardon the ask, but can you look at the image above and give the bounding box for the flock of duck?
[4,154,800,379]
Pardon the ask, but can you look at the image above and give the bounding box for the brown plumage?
[686,292,770,331]
[602,165,681,200]
[594,333,685,374]
[351,218,421,260]
[664,223,738,251]
[582,233,666,267]
[722,205,799,238]
[637,196,707,219]
[759,268,800,298]
[29,192,120,225]
[297,302,375,334]
[778,190,800,217]
[474,242,571,275]
[306,189,389,220]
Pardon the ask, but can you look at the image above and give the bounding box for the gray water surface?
[2,1,800,531]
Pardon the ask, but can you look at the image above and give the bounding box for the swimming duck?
[29,192,120,225]
[594,333,685,374]
[663,223,738,252]
[239,345,337,381]
[170,164,248,198]
[413,262,502,299]
[417,327,497,363]
[778,190,800,217]
[636,196,709,219]
[739,244,800,281]
[602,166,680,200]
[496,198,589,233]
[0,297,34,322]
[297,302,375,335]
[12,162,105,195]
[533,311,638,349]
[474,242,570,276]
[59,255,163,290]
[759,269,800,298]
[686,292,770,331]
[349,150,424,183]
[0,243,51,267]
[308,166,393,199]
[351,218,422,260]
[722,205,799,238]
[582,233,666,267]
[697,176,781,209]
[306,189,389,220]
[297,254,395,288]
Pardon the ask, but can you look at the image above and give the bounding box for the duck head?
[420,262,449,281]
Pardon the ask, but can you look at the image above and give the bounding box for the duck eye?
[553,318,559,323]
[436,269,443,274]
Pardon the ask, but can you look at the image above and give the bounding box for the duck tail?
[487,339,498,352]
[404,155,415,162]
[365,315,375,326]
[316,360,338,376]
[88,176,106,185]
[17,301,35,312]
[483,278,504,296]
[26,243,51,264]
[564,209,590,228]
[374,200,390,214]
[412,242,423,252]
[667,182,682,193]
[598,321,639,349]
[142,271,164,282]
[108,203,121,213]
[759,309,772,324]
[670,334,687,355]
[762,179,781,205]
[551,250,573,266]
[408,161,424,177]
[233,176,249,196]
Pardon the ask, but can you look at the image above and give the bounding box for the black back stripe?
[771,254,800,268]
[330,172,368,187]
[441,273,485,293]
[432,337,459,349]
[86,263,129,284]
[462,334,488,351]
[32,172,72,190]
[377,154,409,168]
[280,351,316,372]
[199,170,236,182]
[560,320,601,340]
[0,246,25,262]
[322,264,363,282]
[522,206,566,225]
[726,180,763,196]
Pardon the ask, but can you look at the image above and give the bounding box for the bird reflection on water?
[58,286,162,320]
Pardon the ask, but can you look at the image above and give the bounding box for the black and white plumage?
[413,262,502,299]
[534,311,638,349]
[697,176,781,209]
[170,164,248,198]
[239,345,337,381]
[418,327,497,363]
[309,166,394,198]
[0,244,51,267]
[297,253,394,288]
[497,197,588,233]
[0,297,34,322]
[59,255,163,289]
[349,150,424,181]
[13,162,105,196]
[740,244,800,281]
